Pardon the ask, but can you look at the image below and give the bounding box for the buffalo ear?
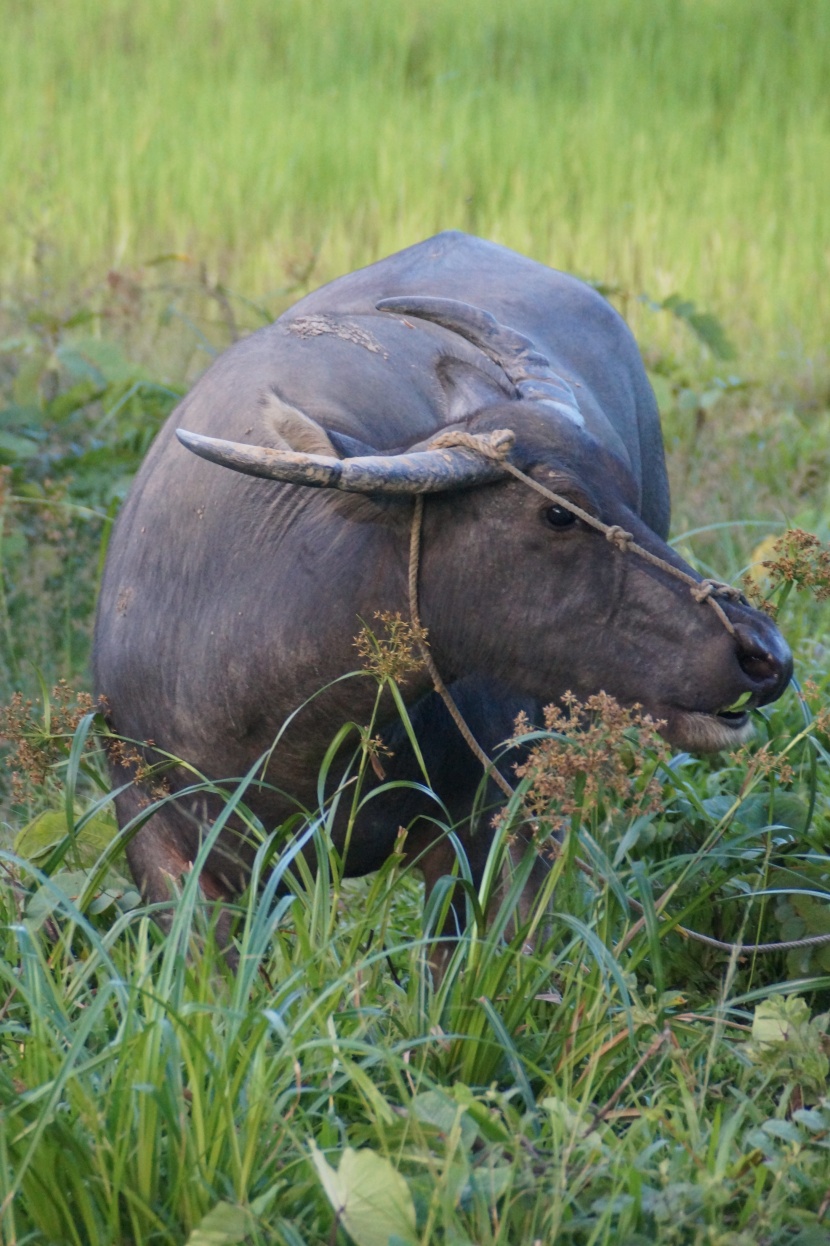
[258,391,340,457]
[326,429,380,458]
[436,357,514,423]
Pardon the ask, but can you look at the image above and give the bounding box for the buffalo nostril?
[738,650,777,683]
[732,622,792,698]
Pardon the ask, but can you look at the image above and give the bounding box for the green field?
[1,2,830,1243]
[2,0,829,382]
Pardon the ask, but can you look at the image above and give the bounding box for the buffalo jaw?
[659,704,757,753]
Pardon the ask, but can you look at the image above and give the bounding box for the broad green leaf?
[0,401,42,426]
[185,1202,254,1246]
[248,1182,282,1218]
[0,428,40,462]
[762,1119,804,1144]
[310,1143,417,1246]
[15,808,118,865]
[735,791,809,833]
[685,310,736,360]
[470,1163,513,1201]
[47,379,102,422]
[751,994,812,1046]
[722,691,752,713]
[451,1085,511,1144]
[24,869,94,924]
[657,294,736,359]
[24,868,136,925]
[746,995,830,1097]
[412,1089,477,1149]
[793,1106,830,1132]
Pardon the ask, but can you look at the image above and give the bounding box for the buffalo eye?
[545,504,577,530]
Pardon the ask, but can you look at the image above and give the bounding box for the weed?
[745,527,830,618]
[353,611,427,685]
[512,692,669,828]
[0,682,102,806]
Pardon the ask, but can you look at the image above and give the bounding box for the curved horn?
[176,427,514,494]
[377,295,584,426]
[378,295,545,375]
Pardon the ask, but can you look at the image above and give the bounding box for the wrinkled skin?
[93,232,792,939]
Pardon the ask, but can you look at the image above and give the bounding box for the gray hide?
[93,231,791,933]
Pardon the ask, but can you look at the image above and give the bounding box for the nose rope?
[408,428,826,958]
[427,427,742,636]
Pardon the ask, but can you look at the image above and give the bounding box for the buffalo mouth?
[660,702,756,753]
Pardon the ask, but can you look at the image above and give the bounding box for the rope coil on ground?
[406,427,828,958]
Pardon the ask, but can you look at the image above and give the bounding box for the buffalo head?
[176,300,790,760]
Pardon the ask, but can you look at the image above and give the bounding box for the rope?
[428,426,743,634]
[407,428,827,958]
[408,495,515,804]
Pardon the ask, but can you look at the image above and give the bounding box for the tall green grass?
[2,0,829,384]
[2,678,830,1244]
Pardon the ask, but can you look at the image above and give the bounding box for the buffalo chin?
[661,706,756,753]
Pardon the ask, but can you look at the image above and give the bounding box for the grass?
[1,0,829,386]
[0,1,829,1242]
[0,550,828,1244]
[1,677,830,1244]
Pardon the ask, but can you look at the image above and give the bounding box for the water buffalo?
[93,230,792,942]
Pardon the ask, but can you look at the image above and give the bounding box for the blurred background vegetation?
[2,0,828,372]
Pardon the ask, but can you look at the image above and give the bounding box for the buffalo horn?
[176,427,512,494]
[377,295,584,426]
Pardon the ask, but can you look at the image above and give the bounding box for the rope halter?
[424,427,743,637]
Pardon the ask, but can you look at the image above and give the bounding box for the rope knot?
[691,578,741,605]
[427,427,515,462]
[605,524,633,551]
